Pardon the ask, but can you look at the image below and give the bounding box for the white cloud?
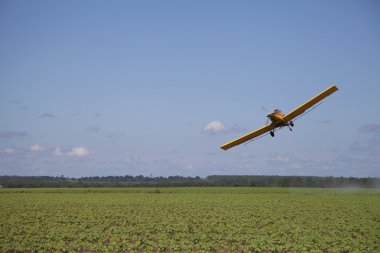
[203,120,226,134]
[52,146,91,157]
[53,147,64,156]
[0,148,16,154]
[68,147,90,157]
[30,144,45,152]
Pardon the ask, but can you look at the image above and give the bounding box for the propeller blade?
[261,106,269,113]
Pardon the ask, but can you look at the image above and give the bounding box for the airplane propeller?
[262,106,271,125]
[261,106,269,113]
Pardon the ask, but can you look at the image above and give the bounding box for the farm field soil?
[0,187,379,252]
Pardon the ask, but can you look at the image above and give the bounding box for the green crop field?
[0,187,379,252]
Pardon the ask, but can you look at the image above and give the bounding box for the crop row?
[0,188,379,252]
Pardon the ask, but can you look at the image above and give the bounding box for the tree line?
[0,175,378,188]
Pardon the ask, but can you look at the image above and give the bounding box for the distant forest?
[0,175,379,188]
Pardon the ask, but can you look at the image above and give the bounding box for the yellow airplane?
[220,85,338,150]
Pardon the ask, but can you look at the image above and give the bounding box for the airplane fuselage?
[267,109,287,126]
[267,109,294,136]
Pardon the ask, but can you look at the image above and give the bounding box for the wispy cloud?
[106,132,124,143]
[268,153,292,162]
[0,131,27,139]
[351,124,380,154]
[350,136,380,153]
[0,147,16,155]
[84,126,100,133]
[12,99,22,104]
[358,124,380,134]
[39,113,57,118]
[226,125,248,134]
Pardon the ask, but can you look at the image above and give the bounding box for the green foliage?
[0,187,379,252]
[0,175,379,188]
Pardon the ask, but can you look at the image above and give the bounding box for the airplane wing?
[220,124,276,150]
[283,85,338,122]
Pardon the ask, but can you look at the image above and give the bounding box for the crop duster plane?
[220,85,338,150]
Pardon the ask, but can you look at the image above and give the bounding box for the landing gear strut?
[288,121,294,131]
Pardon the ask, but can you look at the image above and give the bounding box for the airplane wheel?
[270,131,274,137]
[290,121,294,127]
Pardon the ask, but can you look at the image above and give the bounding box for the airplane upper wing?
[220,124,276,150]
[283,85,338,122]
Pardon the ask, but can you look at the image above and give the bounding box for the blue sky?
[1,0,379,177]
